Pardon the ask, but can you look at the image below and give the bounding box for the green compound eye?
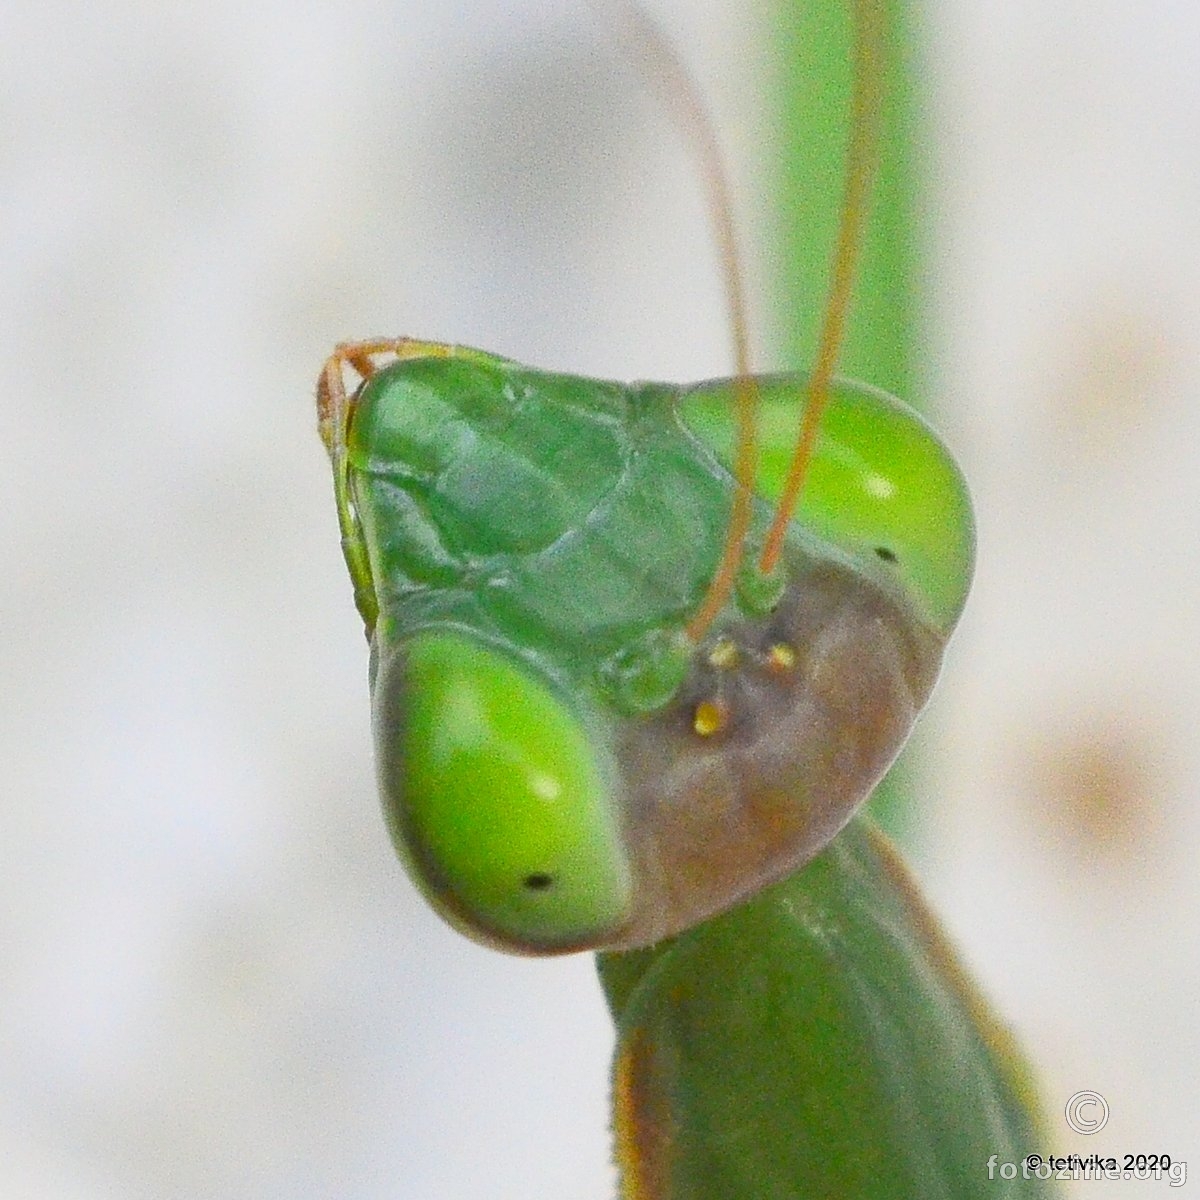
[372,630,633,954]
[679,375,976,633]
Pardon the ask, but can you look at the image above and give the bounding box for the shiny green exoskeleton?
[603,820,1045,1200]
[318,341,1046,1198]
[317,0,1051,1195]
[319,341,972,954]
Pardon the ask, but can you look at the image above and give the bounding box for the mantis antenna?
[608,0,887,634]
[604,1,758,643]
[758,0,887,575]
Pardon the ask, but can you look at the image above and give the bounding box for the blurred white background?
[1,1,1197,1197]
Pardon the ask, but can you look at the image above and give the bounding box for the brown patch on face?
[612,1025,673,1200]
[610,557,943,948]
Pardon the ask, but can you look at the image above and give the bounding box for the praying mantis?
[317,1,1048,1195]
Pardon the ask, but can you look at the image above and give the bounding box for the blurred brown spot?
[1025,714,1166,863]
[1054,303,1172,455]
